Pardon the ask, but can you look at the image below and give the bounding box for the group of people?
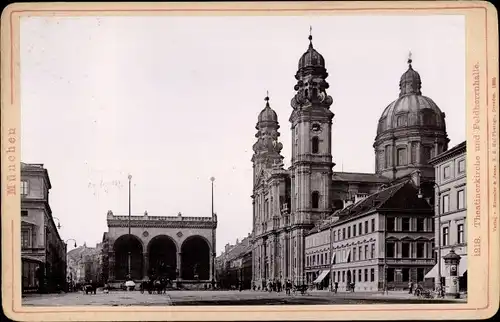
[251,280,302,295]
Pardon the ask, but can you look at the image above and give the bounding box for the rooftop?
[429,141,466,165]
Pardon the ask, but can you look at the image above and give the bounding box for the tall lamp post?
[127,174,132,282]
[417,171,443,298]
[64,239,77,291]
[210,176,216,287]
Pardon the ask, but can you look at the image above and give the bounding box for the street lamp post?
[128,174,132,282]
[52,217,62,229]
[210,176,216,285]
[417,171,444,298]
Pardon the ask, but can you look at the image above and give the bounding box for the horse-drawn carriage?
[140,276,172,294]
[83,283,97,295]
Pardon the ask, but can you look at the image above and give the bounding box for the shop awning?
[313,270,329,284]
[22,255,44,264]
[425,256,467,278]
[459,256,467,276]
[21,218,37,226]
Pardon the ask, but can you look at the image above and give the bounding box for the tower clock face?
[312,123,321,132]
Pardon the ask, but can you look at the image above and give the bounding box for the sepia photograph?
[1,1,498,321]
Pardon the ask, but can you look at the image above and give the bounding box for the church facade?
[251,34,450,288]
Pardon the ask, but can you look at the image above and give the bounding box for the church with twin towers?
[250,32,449,287]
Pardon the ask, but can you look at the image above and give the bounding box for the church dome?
[257,96,278,123]
[376,57,446,136]
[298,35,325,70]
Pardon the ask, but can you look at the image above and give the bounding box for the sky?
[20,14,466,254]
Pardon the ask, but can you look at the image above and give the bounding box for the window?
[457,224,465,244]
[333,231,337,242]
[21,230,30,248]
[358,270,362,282]
[342,271,345,282]
[312,137,319,154]
[347,227,351,239]
[364,245,369,259]
[402,218,410,231]
[353,270,356,282]
[359,222,363,235]
[386,217,395,231]
[365,220,369,234]
[442,227,450,246]
[313,255,316,265]
[402,242,410,258]
[443,166,451,179]
[417,218,425,232]
[442,195,450,213]
[385,146,391,168]
[458,160,466,173]
[371,219,376,231]
[417,242,425,258]
[320,253,324,265]
[431,242,436,260]
[370,268,375,282]
[371,243,375,259]
[458,190,465,209]
[353,225,357,237]
[342,228,346,240]
[386,242,395,258]
[397,148,407,166]
[311,191,320,209]
[397,115,407,126]
[364,269,368,282]
[359,246,363,260]
[20,180,29,196]
[387,268,395,282]
[402,268,410,282]
[417,268,425,282]
[353,247,357,261]
[21,210,28,217]
[422,146,432,163]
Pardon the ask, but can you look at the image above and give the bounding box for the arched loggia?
[113,234,144,281]
[147,235,177,280]
[181,236,210,280]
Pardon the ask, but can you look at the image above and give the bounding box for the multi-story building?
[216,235,253,290]
[251,34,449,288]
[305,227,333,289]
[21,162,67,293]
[426,141,467,292]
[325,180,435,292]
[67,243,102,286]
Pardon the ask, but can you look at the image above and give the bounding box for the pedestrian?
[334,281,338,294]
[408,281,413,294]
[351,282,355,292]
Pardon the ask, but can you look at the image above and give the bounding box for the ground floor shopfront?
[22,256,43,293]
[330,263,435,292]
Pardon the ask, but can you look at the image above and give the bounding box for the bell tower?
[289,32,335,225]
[288,32,335,284]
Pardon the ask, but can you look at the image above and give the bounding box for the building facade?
[304,228,331,289]
[426,141,467,292]
[251,36,449,288]
[326,181,436,292]
[21,163,67,293]
[67,243,102,287]
[216,236,253,290]
[103,211,217,288]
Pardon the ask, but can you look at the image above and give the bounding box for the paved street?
[22,290,465,306]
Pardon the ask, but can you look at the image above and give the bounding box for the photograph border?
[1,1,498,320]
